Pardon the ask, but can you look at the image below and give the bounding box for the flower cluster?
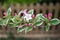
[0,7,60,33]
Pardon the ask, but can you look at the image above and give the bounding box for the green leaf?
[3,19,9,26]
[11,17,20,23]
[36,14,49,23]
[45,25,50,32]
[28,9,34,15]
[6,15,11,19]
[7,7,11,15]
[36,14,48,21]
[25,27,33,33]
[17,27,26,32]
[50,18,60,25]
[18,10,23,17]
[34,21,43,26]
[9,23,16,28]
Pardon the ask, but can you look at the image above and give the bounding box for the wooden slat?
[29,3,34,9]
[0,4,3,18]
[22,4,28,10]
[34,3,40,14]
[52,3,60,33]
[54,3,59,18]
[42,3,47,14]
[15,3,21,13]
[10,4,15,16]
[48,3,54,13]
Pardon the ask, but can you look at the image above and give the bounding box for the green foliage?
[0,7,60,33]
[25,26,33,33]
[18,27,26,32]
[28,9,34,15]
[45,24,50,32]
[50,18,60,25]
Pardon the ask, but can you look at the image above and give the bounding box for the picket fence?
[0,3,60,38]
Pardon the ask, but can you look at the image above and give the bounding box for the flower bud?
[31,14,35,18]
[3,11,7,16]
[48,13,52,17]
[44,14,47,18]
[24,23,28,26]
[28,23,33,26]
[48,17,51,20]
[19,25,23,28]
[48,13,52,20]
[33,26,36,29]
[15,13,17,16]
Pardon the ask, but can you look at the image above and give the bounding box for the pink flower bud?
[48,13,52,20]
[44,14,47,18]
[19,25,23,28]
[24,23,28,26]
[15,13,17,16]
[31,14,35,18]
[3,12,7,16]
[3,12,7,18]
[33,26,36,29]
[48,17,51,20]
[48,13,52,17]
[28,24,33,26]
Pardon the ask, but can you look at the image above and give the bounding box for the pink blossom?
[28,24,33,26]
[48,17,51,20]
[3,11,7,18]
[44,14,47,18]
[31,14,35,18]
[24,14,32,21]
[44,13,52,20]
[15,13,17,16]
[22,9,27,15]
[19,25,23,28]
[3,11,7,16]
[24,23,28,26]
[48,13,52,17]
[48,13,52,20]
[33,26,36,29]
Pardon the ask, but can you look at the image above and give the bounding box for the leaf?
[36,14,49,23]
[3,19,9,26]
[9,23,16,28]
[36,14,48,21]
[11,17,20,23]
[34,21,43,26]
[6,15,11,19]
[25,27,33,33]
[45,25,50,32]
[18,10,23,17]
[50,18,60,25]
[28,9,34,15]
[17,27,26,32]
[7,7,11,15]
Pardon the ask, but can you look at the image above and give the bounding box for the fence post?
[48,3,54,33]
[0,4,3,18]
[52,3,60,33]
[35,3,40,14]
[41,3,47,33]
[15,3,21,13]
[22,4,28,10]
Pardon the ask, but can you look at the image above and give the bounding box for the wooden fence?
[0,3,60,38]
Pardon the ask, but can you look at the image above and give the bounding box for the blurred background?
[0,0,60,5]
